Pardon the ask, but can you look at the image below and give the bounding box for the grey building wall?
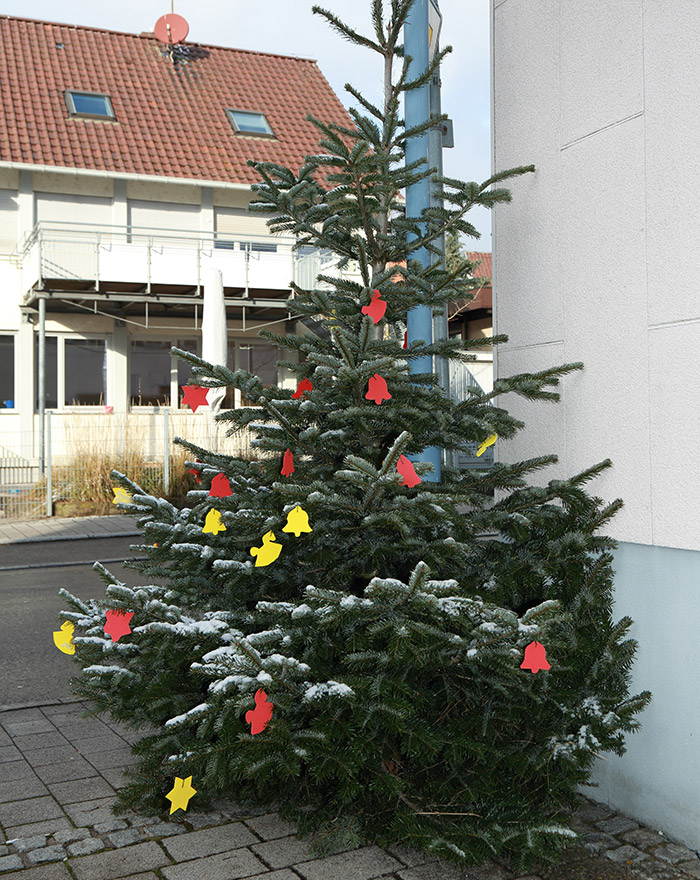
[492,0,700,845]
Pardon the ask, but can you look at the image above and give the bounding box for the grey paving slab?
[0,865,73,880]
[10,835,49,853]
[397,861,471,880]
[680,861,700,879]
[596,816,641,836]
[67,837,106,856]
[72,735,131,754]
[23,746,86,769]
[656,845,700,865]
[0,775,50,803]
[292,845,403,880]
[385,844,436,868]
[2,719,57,737]
[237,873,302,880]
[51,828,91,845]
[99,768,128,790]
[0,729,12,747]
[112,874,160,880]
[162,847,268,880]
[0,795,64,826]
[64,796,119,827]
[83,748,134,771]
[13,733,71,753]
[250,834,319,869]
[0,760,41,782]
[0,854,23,872]
[243,813,296,841]
[26,844,67,864]
[140,822,186,840]
[0,746,24,764]
[92,820,127,834]
[33,758,97,784]
[4,818,73,841]
[68,841,171,880]
[108,828,143,848]
[47,776,116,805]
[162,822,258,861]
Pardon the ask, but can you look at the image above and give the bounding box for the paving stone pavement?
[0,703,698,880]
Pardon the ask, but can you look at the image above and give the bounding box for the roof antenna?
[154,5,189,62]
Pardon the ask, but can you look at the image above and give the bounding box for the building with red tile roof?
[0,14,351,184]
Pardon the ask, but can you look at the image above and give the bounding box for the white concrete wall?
[492,0,700,846]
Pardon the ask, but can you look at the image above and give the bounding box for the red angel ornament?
[292,378,313,400]
[245,688,274,734]
[361,289,387,324]
[281,448,294,477]
[366,373,392,405]
[397,454,421,488]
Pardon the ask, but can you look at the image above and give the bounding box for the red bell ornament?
[520,641,551,674]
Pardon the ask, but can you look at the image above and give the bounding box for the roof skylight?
[65,90,116,120]
[226,109,274,137]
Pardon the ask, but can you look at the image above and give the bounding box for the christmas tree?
[58,0,651,872]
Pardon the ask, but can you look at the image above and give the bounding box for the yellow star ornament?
[476,434,497,457]
[112,487,133,505]
[165,775,197,814]
[53,620,75,655]
[203,509,226,535]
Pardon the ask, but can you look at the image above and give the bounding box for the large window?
[65,339,106,405]
[0,335,14,408]
[35,336,107,409]
[239,343,278,407]
[130,340,172,407]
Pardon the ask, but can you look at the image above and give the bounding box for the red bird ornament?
[361,289,387,324]
[245,688,274,735]
[189,459,203,484]
[292,378,313,400]
[181,385,209,412]
[209,473,232,498]
[104,610,134,643]
[281,448,294,477]
[397,454,421,488]
[366,374,392,405]
[520,641,551,673]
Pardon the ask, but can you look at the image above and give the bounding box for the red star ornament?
[104,610,134,643]
[366,373,392,405]
[361,289,387,324]
[245,688,274,734]
[397,454,421,488]
[209,473,232,498]
[181,385,209,412]
[281,448,294,477]
[292,378,313,400]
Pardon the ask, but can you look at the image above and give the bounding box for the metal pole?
[45,410,52,517]
[429,18,450,468]
[405,0,441,481]
[38,295,46,474]
[163,408,170,495]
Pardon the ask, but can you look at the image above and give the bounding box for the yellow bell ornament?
[282,505,312,538]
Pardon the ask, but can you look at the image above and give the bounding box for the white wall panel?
[0,189,18,254]
[35,192,112,228]
[559,0,643,146]
[643,0,700,326]
[127,200,199,235]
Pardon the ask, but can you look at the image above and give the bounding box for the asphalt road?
[0,537,150,709]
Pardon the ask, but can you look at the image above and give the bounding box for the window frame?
[34,334,108,412]
[225,108,275,138]
[0,333,16,412]
[64,90,116,121]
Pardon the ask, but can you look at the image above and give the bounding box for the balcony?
[17,221,342,312]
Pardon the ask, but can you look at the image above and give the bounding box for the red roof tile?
[0,15,352,184]
[466,252,492,281]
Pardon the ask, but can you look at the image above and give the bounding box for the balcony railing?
[16,221,343,296]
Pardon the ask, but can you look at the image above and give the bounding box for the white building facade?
[492,0,700,846]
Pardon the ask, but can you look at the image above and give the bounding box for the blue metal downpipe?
[404,0,441,481]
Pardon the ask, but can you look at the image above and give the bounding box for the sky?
[3,0,493,246]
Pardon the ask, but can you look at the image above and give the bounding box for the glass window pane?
[0,335,14,408]
[71,92,112,117]
[130,340,171,406]
[34,336,58,410]
[176,339,199,400]
[240,343,277,406]
[64,339,106,405]
[229,110,272,135]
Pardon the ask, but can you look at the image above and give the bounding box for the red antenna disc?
[154,13,189,44]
